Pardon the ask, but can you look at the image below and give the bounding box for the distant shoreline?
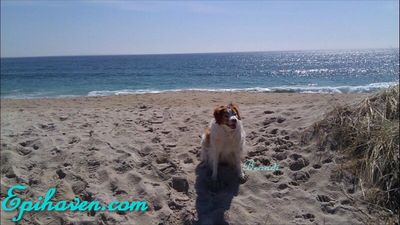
[1,47,398,59]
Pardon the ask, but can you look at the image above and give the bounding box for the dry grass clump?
[308,85,399,213]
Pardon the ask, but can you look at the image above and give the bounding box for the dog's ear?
[230,103,241,120]
[214,106,225,124]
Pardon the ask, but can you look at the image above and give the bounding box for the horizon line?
[1,47,399,59]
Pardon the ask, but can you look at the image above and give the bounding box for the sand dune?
[1,91,384,225]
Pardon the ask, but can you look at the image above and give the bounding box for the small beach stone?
[56,169,66,179]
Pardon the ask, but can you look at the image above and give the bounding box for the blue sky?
[1,0,399,57]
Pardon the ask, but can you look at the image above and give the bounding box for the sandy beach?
[1,91,388,225]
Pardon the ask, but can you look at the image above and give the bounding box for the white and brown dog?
[200,103,246,183]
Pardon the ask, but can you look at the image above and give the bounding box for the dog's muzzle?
[228,118,237,129]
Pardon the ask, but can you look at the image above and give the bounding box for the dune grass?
[308,85,399,215]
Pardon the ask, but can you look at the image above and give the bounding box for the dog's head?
[214,103,241,129]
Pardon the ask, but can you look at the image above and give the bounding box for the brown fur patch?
[230,103,241,120]
[205,127,210,142]
[213,105,226,124]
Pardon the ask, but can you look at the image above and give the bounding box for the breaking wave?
[87,82,398,96]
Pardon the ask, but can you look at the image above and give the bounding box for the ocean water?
[1,49,398,99]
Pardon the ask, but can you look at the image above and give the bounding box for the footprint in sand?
[312,164,322,169]
[246,131,258,140]
[270,128,279,134]
[38,123,56,131]
[295,213,315,222]
[113,157,134,174]
[277,117,286,123]
[289,158,309,171]
[288,153,309,171]
[277,183,289,190]
[59,116,68,121]
[340,199,351,205]
[68,136,80,144]
[273,170,283,176]
[189,147,201,157]
[50,147,61,156]
[178,126,189,132]
[183,157,193,164]
[264,110,275,114]
[16,146,32,156]
[152,136,162,143]
[71,180,88,195]
[254,157,271,166]
[280,129,288,135]
[19,139,41,154]
[271,192,284,198]
[263,117,276,126]
[283,135,290,140]
[156,152,169,164]
[256,137,267,144]
[317,194,333,202]
[322,158,333,164]
[19,139,39,148]
[289,153,302,160]
[290,171,310,182]
[272,152,287,161]
[248,145,268,157]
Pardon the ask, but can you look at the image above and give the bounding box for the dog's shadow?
[194,162,240,225]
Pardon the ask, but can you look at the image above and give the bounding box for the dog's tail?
[200,128,211,162]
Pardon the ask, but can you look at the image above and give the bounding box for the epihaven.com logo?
[1,185,148,222]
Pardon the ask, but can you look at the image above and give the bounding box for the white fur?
[201,118,246,180]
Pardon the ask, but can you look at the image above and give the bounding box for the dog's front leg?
[211,148,219,181]
[235,148,247,183]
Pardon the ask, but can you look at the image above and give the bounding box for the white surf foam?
[86,82,398,96]
[2,81,397,99]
